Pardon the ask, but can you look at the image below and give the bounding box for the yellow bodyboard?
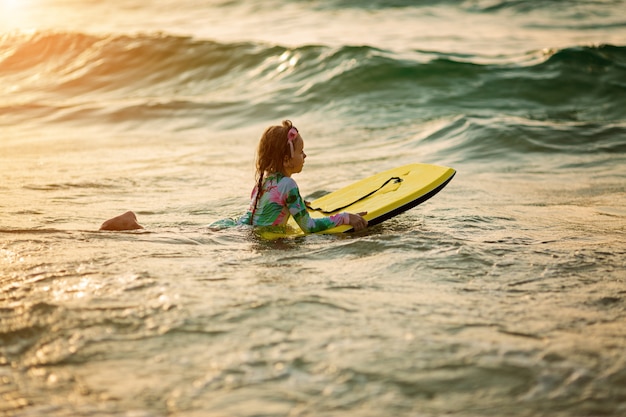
[260,163,455,239]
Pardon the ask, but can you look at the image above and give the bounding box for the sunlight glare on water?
[0,0,37,30]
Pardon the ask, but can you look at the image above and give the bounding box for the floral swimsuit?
[238,172,349,233]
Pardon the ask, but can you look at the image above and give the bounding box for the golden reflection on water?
[0,0,35,30]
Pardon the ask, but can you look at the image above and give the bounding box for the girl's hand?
[347,212,368,231]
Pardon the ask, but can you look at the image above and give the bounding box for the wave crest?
[1,31,624,131]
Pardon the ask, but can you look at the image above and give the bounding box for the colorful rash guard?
[238,172,349,233]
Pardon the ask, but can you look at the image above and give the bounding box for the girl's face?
[285,136,306,176]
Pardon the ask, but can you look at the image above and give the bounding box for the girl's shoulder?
[268,172,298,190]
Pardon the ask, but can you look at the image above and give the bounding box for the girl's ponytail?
[249,172,264,225]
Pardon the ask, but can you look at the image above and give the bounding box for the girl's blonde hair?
[250,120,297,223]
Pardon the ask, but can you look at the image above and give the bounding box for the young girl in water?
[237,120,367,232]
[100,120,367,232]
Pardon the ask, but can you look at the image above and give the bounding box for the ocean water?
[1,1,626,416]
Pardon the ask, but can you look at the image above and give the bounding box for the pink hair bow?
[287,126,298,157]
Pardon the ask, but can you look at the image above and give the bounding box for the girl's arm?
[285,181,365,233]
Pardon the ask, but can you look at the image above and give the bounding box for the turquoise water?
[1,1,625,416]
